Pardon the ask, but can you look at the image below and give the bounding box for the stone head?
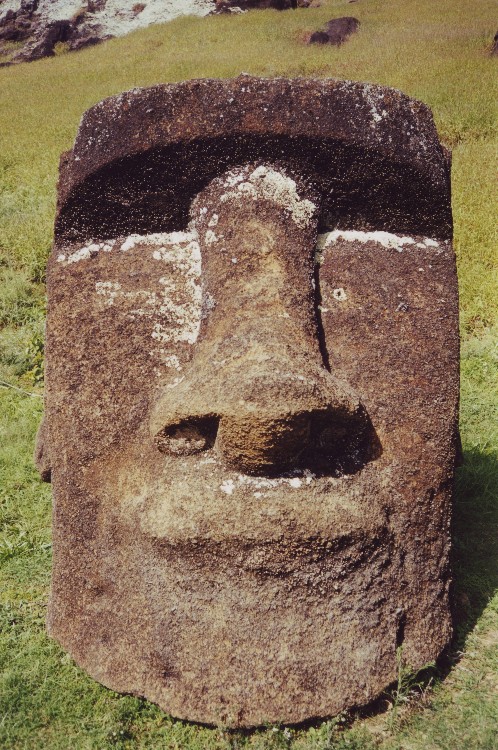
[37,77,459,726]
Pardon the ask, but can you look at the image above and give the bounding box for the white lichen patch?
[58,231,201,266]
[166,376,185,389]
[149,272,201,345]
[219,470,315,496]
[149,232,202,345]
[95,280,122,305]
[360,83,390,127]
[135,234,202,346]
[332,288,347,302]
[316,230,441,262]
[58,240,116,264]
[204,230,218,245]
[96,281,159,313]
[160,354,182,371]
[219,165,317,229]
[223,171,244,188]
[120,235,138,252]
[149,231,200,261]
[288,477,303,488]
[85,232,202,351]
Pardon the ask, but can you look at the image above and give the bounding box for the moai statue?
[36,77,459,727]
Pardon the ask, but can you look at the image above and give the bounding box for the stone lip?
[54,76,452,244]
[490,30,498,55]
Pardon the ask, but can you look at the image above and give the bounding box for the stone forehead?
[55,76,452,245]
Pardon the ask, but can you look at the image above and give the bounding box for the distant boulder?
[325,16,359,44]
[69,32,105,52]
[0,7,34,42]
[213,0,311,13]
[308,16,359,46]
[309,30,329,44]
[10,17,108,62]
[20,0,40,14]
[491,31,498,56]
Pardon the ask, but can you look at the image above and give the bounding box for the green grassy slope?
[0,0,497,747]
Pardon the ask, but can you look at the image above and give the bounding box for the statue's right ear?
[34,415,51,483]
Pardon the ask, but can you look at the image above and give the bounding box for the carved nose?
[150,163,372,475]
[151,365,368,475]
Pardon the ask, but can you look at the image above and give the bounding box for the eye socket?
[155,416,219,456]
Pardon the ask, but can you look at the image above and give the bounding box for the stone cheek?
[39,77,459,728]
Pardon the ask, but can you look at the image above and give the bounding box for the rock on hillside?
[0,0,214,62]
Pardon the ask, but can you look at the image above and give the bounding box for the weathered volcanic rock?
[68,31,103,51]
[38,76,459,727]
[0,0,214,63]
[13,19,72,61]
[308,16,359,46]
[10,17,110,61]
[326,16,359,43]
[0,6,34,42]
[308,30,330,44]
[213,0,309,13]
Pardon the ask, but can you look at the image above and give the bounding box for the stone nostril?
[155,416,219,456]
[315,419,355,453]
[307,406,380,475]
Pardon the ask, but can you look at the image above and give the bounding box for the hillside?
[0,0,214,62]
[0,0,497,747]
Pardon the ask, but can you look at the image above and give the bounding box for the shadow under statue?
[35,77,460,727]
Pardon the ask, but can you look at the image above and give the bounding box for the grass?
[0,0,497,747]
[0,40,23,64]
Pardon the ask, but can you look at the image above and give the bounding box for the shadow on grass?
[451,446,498,646]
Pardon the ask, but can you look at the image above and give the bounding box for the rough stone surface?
[325,16,359,44]
[308,30,329,44]
[308,17,359,46]
[38,76,459,727]
[13,19,71,61]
